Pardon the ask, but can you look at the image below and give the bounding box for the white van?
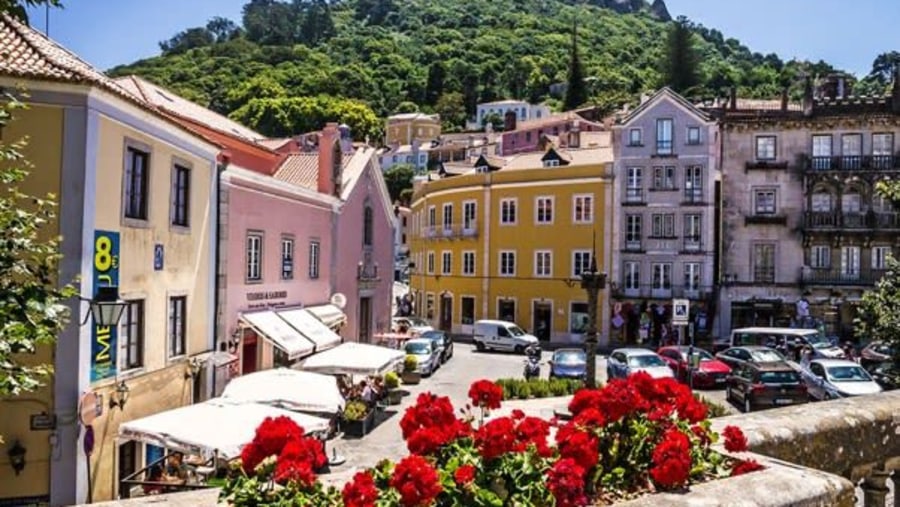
[473,319,539,353]
[729,327,845,359]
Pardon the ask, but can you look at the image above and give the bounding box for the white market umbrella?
[221,368,345,414]
[299,342,405,377]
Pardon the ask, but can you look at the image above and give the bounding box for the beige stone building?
[384,112,441,147]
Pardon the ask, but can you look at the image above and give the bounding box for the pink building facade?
[501,116,604,155]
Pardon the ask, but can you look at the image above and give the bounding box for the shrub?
[495,378,584,400]
[403,354,418,373]
[343,400,369,421]
[384,371,400,389]
[698,395,730,418]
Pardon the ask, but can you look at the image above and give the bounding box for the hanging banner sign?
[90,230,120,382]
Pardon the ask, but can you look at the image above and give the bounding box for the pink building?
[500,113,605,156]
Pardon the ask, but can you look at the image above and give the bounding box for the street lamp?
[82,285,128,328]
[580,255,607,389]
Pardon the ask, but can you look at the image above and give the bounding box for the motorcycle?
[523,355,541,380]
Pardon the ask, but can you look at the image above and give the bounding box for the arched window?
[363,206,374,246]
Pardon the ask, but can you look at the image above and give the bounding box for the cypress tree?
[661,16,700,93]
[564,21,588,111]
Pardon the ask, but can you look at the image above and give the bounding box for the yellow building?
[385,112,441,146]
[0,15,219,505]
[408,131,614,344]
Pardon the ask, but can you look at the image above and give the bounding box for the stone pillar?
[861,470,890,507]
[891,471,899,507]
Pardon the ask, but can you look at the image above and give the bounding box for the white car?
[801,359,883,400]
[392,316,434,334]
[404,338,441,376]
[607,348,675,380]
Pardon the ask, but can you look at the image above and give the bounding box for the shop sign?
[91,230,120,382]
[246,290,288,302]
[672,298,689,325]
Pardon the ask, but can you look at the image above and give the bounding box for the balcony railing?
[800,266,884,286]
[806,154,900,171]
[623,239,642,251]
[683,188,704,203]
[655,140,673,155]
[358,263,379,281]
[624,188,644,204]
[804,211,900,229]
[421,223,478,240]
[682,237,702,252]
[616,284,712,300]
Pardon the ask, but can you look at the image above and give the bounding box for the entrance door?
[242,332,258,375]
[532,302,552,342]
[359,297,372,343]
[440,295,453,332]
[498,299,516,323]
[117,441,137,498]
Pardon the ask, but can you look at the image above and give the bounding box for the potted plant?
[341,399,375,438]
[384,371,403,405]
[401,354,421,385]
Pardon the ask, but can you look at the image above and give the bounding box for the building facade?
[611,88,720,345]
[500,114,604,156]
[717,79,900,340]
[408,131,614,345]
[384,112,441,147]
[470,100,551,131]
[0,15,219,505]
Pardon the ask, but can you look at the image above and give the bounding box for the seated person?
[142,465,165,495]
[163,452,188,484]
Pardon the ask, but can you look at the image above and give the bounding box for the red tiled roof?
[274,152,353,191]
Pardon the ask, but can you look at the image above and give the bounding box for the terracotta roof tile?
[274,152,353,191]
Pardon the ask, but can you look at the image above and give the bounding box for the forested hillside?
[108,0,850,140]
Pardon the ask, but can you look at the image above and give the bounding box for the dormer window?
[475,165,490,173]
[543,159,560,168]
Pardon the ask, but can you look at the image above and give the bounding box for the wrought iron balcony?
[800,267,884,286]
[682,237,702,252]
[803,211,900,229]
[615,283,713,300]
[805,155,900,171]
[682,188,704,204]
[624,188,644,204]
[421,223,478,240]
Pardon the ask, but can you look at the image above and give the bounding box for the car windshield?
[750,349,785,362]
[759,371,800,384]
[421,331,443,342]
[870,343,893,355]
[508,326,526,337]
[408,318,429,327]
[555,351,586,364]
[405,343,431,355]
[628,354,666,368]
[804,333,832,349]
[680,349,713,362]
[826,365,872,382]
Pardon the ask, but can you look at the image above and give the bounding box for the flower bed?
[222,373,763,506]
[495,377,583,399]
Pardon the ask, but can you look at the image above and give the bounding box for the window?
[873,133,894,166]
[363,206,374,246]
[624,262,640,290]
[842,134,862,156]
[281,237,294,280]
[625,215,642,249]
[463,201,477,230]
[441,251,452,275]
[810,245,830,268]
[168,296,186,358]
[572,250,592,277]
[687,126,701,145]
[462,251,476,276]
[651,213,675,238]
[811,192,833,212]
[656,118,673,154]
[308,241,320,279]
[841,246,860,278]
[625,167,643,202]
[684,214,701,248]
[872,246,892,270]
[246,233,263,281]
[685,166,703,201]
[536,196,553,224]
[684,263,700,292]
[442,203,453,231]
[500,198,517,225]
[124,146,149,220]
[535,250,552,277]
[651,263,672,290]
[754,189,776,215]
[842,192,862,213]
[171,164,190,227]
[461,296,475,325]
[652,166,675,190]
[428,206,436,227]
[543,159,560,168]
[120,300,144,370]
[427,251,435,274]
[573,194,593,223]
[755,136,776,160]
[628,128,642,146]
[499,251,516,276]
[812,134,832,169]
[753,244,775,282]
[569,302,589,334]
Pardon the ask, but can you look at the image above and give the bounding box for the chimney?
[317,122,341,196]
[893,62,900,114]
[802,76,814,117]
[729,86,737,110]
[568,120,581,148]
[504,110,517,132]
[836,76,845,99]
[780,87,789,112]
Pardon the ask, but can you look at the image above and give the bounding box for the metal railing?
[800,266,884,285]
[804,211,900,229]
[624,188,644,203]
[806,155,900,171]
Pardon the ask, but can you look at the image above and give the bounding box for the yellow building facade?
[0,16,219,505]
[385,112,441,146]
[409,133,614,345]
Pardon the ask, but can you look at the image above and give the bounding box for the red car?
[657,346,732,388]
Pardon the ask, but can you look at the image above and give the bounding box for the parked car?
[472,319,539,354]
[869,362,900,391]
[859,341,895,371]
[549,348,587,380]
[420,330,453,363]
[801,359,883,400]
[404,338,441,376]
[392,316,434,335]
[657,346,731,388]
[725,361,808,413]
[607,348,674,380]
[728,327,844,360]
[715,346,788,371]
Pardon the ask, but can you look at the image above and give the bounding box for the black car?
[869,362,900,391]
[420,330,453,363]
[715,346,788,371]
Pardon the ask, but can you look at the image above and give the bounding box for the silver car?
[607,348,675,380]
[801,359,883,400]
[404,338,441,376]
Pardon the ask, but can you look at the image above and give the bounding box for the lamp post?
[82,285,128,328]
[580,255,607,389]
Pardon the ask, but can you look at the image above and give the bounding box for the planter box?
[387,389,403,405]
[402,371,421,385]
[342,409,376,438]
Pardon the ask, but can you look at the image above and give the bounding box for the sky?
[27,0,898,77]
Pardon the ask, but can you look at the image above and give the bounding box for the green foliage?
[697,395,729,418]
[343,399,370,421]
[228,95,381,141]
[855,255,900,362]
[494,377,583,400]
[383,164,414,204]
[0,0,62,23]
[660,15,700,93]
[404,354,418,372]
[0,95,78,397]
[563,22,588,110]
[481,112,504,132]
[384,370,400,389]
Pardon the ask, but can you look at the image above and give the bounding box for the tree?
[481,112,504,132]
[855,254,900,363]
[394,101,419,114]
[866,51,900,85]
[206,16,242,43]
[229,95,382,142]
[0,96,77,397]
[383,164,415,204]
[0,0,61,23]
[660,16,700,94]
[434,92,467,132]
[425,63,445,106]
[159,27,215,55]
[563,21,588,111]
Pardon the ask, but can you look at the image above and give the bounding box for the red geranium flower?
[510,409,526,420]
[251,416,305,457]
[453,464,476,486]
[400,392,471,455]
[723,425,749,453]
[649,428,692,489]
[273,459,315,487]
[573,407,606,429]
[474,417,519,459]
[515,416,552,456]
[730,459,765,477]
[239,442,267,474]
[546,458,587,507]
[690,424,712,447]
[568,388,603,416]
[558,430,600,471]
[343,471,379,507]
[595,378,650,422]
[390,455,443,507]
[279,436,327,471]
[468,379,503,410]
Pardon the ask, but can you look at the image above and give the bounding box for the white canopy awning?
[299,342,405,377]
[305,304,347,329]
[241,310,315,360]
[118,399,330,459]
[221,368,344,414]
[277,309,341,352]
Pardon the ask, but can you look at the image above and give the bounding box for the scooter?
[523,354,541,380]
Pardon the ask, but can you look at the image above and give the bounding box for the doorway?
[498,299,516,323]
[440,294,453,332]
[532,301,552,342]
[359,297,372,343]
[241,331,258,375]
[117,441,137,498]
